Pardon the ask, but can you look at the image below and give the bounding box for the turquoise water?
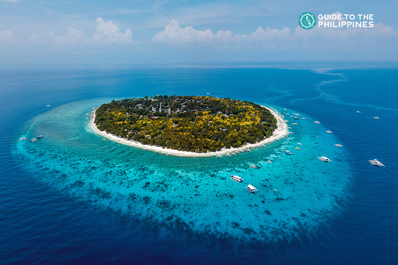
[15,97,351,241]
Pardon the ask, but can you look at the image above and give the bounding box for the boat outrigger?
[318,156,331,163]
[246,184,258,193]
[369,159,385,167]
[230,175,244,182]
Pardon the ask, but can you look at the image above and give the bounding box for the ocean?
[0,64,397,264]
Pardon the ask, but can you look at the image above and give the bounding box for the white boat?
[246,184,258,193]
[369,159,385,167]
[373,117,380,119]
[297,143,302,145]
[267,160,272,163]
[230,175,244,182]
[285,150,292,155]
[217,155,221,158]
[356,111,361,113]
[30,138,37,142]
[295,147,300,150]
[19,137,26,141]
[46,105,51,108]
[206,93,210,95]
[314,121,320,124]
[335,144,343,147]
[294,113,299,116]
[326,130,332,134]
[292,123,297,125]
[37,135,43,139]
[250,164,257,168]
[318,156,331,163]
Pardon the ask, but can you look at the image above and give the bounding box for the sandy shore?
[89,106,288,157]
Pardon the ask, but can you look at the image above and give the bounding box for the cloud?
[29,26,86,45]
[153,19,397,50]
[90,17,133,44]
[0,30,21,45]
[28,17,134,46]
[0,0,19,2]
[153,20,223,43]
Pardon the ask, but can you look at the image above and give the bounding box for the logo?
[299,12,317,30]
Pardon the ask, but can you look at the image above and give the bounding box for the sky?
[0,0,398,64]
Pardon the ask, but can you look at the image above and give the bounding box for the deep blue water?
[1,65,397,264]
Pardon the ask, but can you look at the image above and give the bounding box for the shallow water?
[14,98,351,242]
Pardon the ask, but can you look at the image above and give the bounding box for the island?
[90,95,288,157]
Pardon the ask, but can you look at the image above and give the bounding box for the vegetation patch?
[94,95,277,152]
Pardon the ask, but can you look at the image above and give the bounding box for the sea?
[0,64,397,264]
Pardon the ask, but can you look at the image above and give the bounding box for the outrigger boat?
[369,159,385,167]
[318,156,331,163]
[314,121,320,124]
[335,144,343,147]
[246,184,258,193]
[285,150,292,155]
[326,130,333,134]
[230,175,244,182]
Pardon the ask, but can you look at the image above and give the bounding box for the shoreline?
[89,106,288,157]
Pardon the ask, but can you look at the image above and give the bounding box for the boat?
[356,111,361,113]
[292,123,297,125]
[102,139,105,141]
[206,93,210,95]
[246,149,251,152]
[246,184,258,193]
[285,150,292,155]
[294,117,299,120]
[37,135,43,139]
[68,115,70,117]
[335,144,343,147]
[294,113,299,116]
[297,143,302,145]
[230,175,244,182]
[217,155,221,158]
[373,117,380,119]
[326,130,333,134]
[295,147,300,150]
[302,117,306,119]
[314,121,320,124]
[369,159,385,167]
[30,138,37,142]
[267,160,272,163]
[46,105,51,108]
[19,137,26,141]
[318,156,331,163]
[250,164,257,168]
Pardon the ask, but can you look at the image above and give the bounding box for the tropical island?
[92,95,287,156]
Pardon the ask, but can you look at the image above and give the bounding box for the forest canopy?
[94,95,277,153]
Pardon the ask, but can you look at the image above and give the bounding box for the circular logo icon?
[298,12,316,30]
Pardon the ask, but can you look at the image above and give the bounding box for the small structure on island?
[230,175,244,182]
[246,185,258,193]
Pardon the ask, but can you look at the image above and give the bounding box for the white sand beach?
[89,106,288,157]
